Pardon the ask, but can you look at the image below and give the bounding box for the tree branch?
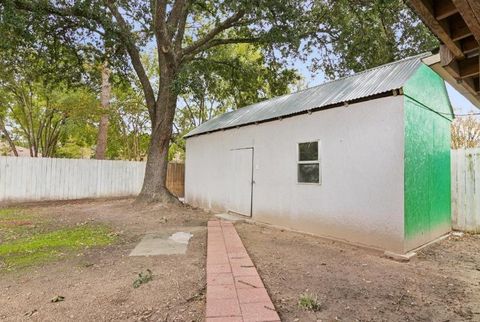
[182,96,198,127]
[182,37,262,62]
[0,118,18,156]
[152,0,180,72]
[13,0,112,38]
[182,10,246,57]
[104,0,157,119]
[167,0,186,33]
[153,0,170,43]
[173,0,190,54]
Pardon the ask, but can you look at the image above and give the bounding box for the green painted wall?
[403,64,453,251]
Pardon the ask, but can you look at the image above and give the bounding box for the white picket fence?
[451,148,480,232]
[0,156,146,202]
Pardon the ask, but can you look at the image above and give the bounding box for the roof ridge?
[186,53,429,137]
[220,52,430,114]
[294,52,431,95]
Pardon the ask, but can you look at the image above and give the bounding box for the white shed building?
[184,54,453,254]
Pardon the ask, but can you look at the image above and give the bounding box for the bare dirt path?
[237,223,480,322]
[0,199,211,321]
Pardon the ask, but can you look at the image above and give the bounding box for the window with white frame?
[297,141,320,184]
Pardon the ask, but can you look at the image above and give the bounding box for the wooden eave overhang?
[408,0,480,107]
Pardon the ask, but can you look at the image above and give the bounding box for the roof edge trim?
[185,90,401,139]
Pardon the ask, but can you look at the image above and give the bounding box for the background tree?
[0,86,18,156]
[1,0,436,203]
[0,47,98,157]
[452,116,480,149]
[3,0,332,203]
[171,43,300,160]
[106,83,151,161]
[315,0,438,78]
[4,84,97,157]
[94,62,112,160]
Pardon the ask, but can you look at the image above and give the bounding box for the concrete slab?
[169,231,193,244]
[452,231,464,237]
[129,230,194,256]
[215,213,247,222]
[384,251,417,262]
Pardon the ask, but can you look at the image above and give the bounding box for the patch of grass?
[0,208,43,241]
[298,292,322,312]
[0,224,116,271]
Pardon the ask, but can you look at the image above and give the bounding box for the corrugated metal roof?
[186,53,429,138]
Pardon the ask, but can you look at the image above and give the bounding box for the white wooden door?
[228,148,253,217]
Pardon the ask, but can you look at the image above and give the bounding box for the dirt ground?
[236,223,480,322]
[2,199,480,322]
[0,198,211,322]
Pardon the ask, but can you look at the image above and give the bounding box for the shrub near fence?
[0,156,184,202]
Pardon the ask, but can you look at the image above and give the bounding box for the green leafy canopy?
[0,0,437,199]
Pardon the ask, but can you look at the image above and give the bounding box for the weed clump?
[298,292,321,312]
[133,269,153,288]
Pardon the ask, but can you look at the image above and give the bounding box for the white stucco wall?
[186,96,405,252]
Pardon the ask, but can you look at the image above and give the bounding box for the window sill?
[296,182,322,185]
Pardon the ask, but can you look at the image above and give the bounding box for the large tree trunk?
[94,62,111,159]
[136,68,179,204]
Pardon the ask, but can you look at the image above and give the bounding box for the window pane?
[299,142,318,161]
[298,163,319,183]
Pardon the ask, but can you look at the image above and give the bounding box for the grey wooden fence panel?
[451,148,480,232]
[0,157,185,202]
[0,156,146,202]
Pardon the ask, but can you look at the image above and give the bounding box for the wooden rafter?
[460,77,479,94]
[449,13,473,41]
[409,0,480,99]
[408,0,465,58]
[440,46,480,80]
[458,56,480,79]
[467,0,480,23]
[435,0,458,19]
[452,0,480,42]
[461,36,478,55]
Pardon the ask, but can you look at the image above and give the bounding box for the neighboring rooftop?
[186,53,430,138]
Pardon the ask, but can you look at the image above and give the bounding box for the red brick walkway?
[206,220,280,322]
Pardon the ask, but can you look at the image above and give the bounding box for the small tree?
[451,116,480,149]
